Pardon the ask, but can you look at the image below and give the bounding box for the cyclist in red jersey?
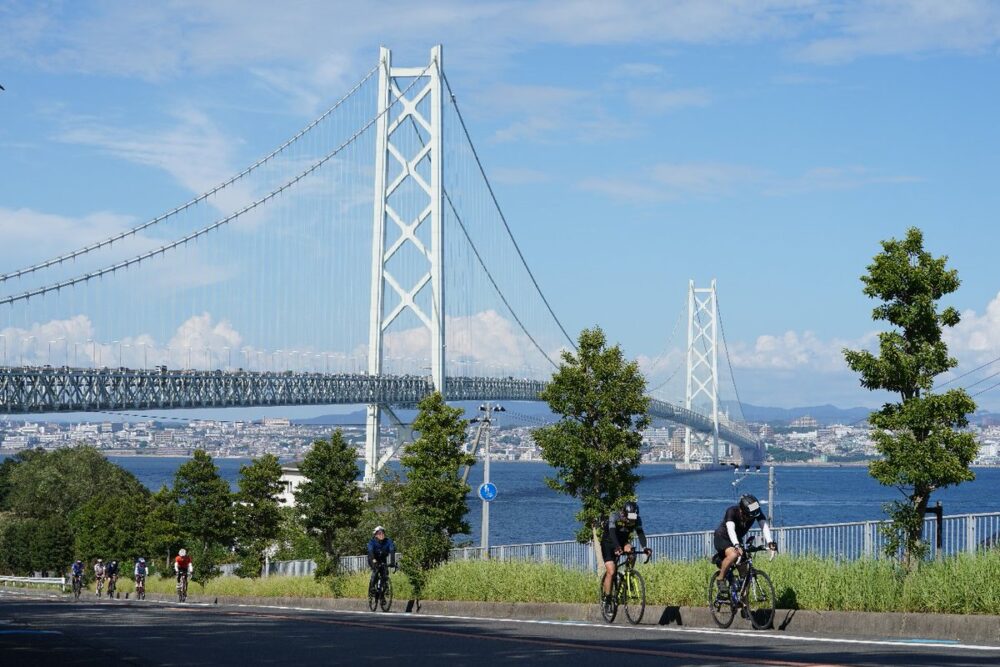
[174,549,193,584]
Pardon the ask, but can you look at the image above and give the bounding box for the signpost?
[473,403,504,557]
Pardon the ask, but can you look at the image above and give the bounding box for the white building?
[278,464,306,506]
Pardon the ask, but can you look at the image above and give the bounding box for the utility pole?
[470,403,504,557]
[732,464,777,526]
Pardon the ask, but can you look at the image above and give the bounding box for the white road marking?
[2,589,996,652]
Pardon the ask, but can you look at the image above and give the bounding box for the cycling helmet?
[622,501,639,522]
[97,558,103,563]
[75,560,82,565]
[373,526,385,535]
[179,549,187,557]
[138,558,145,563]
[739,494,762,519]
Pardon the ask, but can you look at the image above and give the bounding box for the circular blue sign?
[478,482,498,502]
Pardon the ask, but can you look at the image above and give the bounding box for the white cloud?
[727,330,876,372]
[630,88,711,114]
[797,0,1000,64]
[763,165,923,195]
[613,62,666,78]
[651,162,763,195]
[946,291,1000,360]
[0,207,139,267]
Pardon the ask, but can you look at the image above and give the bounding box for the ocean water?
[103,456,1000,547]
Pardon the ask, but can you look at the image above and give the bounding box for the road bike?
[107,574,118,599]
[708,537,776,630]
[71,574,83,601]
[367,562,394,612]
[177,572,189,603]
[95,575,105,598]
[599,546,651,624]
[135,574,146,600]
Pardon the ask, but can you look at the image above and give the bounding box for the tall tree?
[0,448,46,511]
[145,485,183,573]
[72,488,153,566]
[398,392,474,596]
[6,446,146,519]
[843,227,978,567]
[534,326,650,547]
[294,430,363,577]
[234,454,284,577]
[174,450,235,581]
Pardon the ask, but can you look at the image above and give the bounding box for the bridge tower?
[682,279,721,467]
[365,45,445,483]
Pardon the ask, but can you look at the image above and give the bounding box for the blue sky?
[2,1,1000,413]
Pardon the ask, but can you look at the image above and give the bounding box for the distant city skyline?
[2,2,1000,410]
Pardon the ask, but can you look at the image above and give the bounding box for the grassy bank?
[82,551,1000,615]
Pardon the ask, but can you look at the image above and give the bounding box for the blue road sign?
[478,482,498,502]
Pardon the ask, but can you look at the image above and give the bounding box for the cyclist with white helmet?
[174,549,193,582]
[713,494,777,597]
[367,526,396,586]
[93,558,106,597]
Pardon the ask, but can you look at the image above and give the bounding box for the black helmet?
[622,500,639,522]
[739,494,762,519]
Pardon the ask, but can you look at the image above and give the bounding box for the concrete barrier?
[143,593,1000,645]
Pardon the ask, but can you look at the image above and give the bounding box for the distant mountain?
[726,402,873,426]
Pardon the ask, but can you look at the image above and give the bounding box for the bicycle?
[95,575,105,598]
[71,574,83,601]
[177,572,189,603]
[708,536,777,630]
[367,562,393,612]
[135,574,146,600]
[106,574,118,599]
[599,546,651,624]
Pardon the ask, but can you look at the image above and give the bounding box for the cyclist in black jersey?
[713,494,777,595]
[600,500,650,604]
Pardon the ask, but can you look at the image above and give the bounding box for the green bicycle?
[599,546,651,624]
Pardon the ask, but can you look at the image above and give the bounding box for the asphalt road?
[1,591,997,666]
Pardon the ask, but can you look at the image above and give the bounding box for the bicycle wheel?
[746,570,776,630]
[599,576,618,623]
[367,576,378,611]
[380,576,393,612]
[623,569,646,625]
[708,571,735,628]
[73,580,81,601]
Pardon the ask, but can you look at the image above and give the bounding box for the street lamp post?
[22,336,36,366]
[469,403,505,557]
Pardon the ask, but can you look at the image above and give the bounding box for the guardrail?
[0,575,66,591]
[212,512,1000,577]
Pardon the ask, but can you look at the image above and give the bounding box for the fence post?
[499,545,506,561]
[540,542,547,564]
[863,521,874,559]
[966,515,976,555]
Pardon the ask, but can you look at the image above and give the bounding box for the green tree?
[234,454,284,578]
[145,485,183,574]
[72,488,153,567]
[0,448,46,511]
[174,450,235,582]
[398,392,474,596]
[534,326,650,546]
[294,431,363,578]
[0,516,73,575]
[271,507,324,562]
[6,446,146,519]
[843,227,978,567]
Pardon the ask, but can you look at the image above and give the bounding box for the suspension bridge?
[0,46,762,477]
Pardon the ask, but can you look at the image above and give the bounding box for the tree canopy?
[843,227,978,565]
[534,327,650,544]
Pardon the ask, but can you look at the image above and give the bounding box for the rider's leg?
[716,546,740,584]
[602,560,616,596]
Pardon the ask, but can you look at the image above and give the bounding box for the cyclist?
[600,500,650,605]
[105,559,120,598]
[134,557,148,593]
[70,559,85,584]
[174,549,193,587]
[367,526,397,591]
[713,494,777,597]
[93,559,105,597]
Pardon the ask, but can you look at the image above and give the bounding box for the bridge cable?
[443,189,559,370]
[937,352,1000,388]
[441,70,576,351]
[0,65,430,307]
[715,294,748,424]
[644,303,686,393]
[0,65,380,285]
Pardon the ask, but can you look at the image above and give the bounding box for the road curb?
[146,593,1000,644]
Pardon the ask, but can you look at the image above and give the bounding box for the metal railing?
[212,512,1000,576]
[0,575,66,591]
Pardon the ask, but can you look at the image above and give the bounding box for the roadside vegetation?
[95,552,999,616]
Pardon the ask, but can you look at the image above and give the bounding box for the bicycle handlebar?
[617,546,652,564]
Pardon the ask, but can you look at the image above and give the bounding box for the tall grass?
[85,551,1000,614]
